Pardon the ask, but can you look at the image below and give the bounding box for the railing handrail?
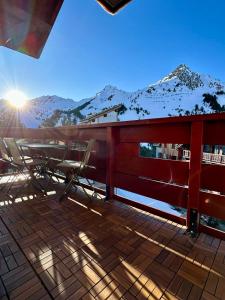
[43,111,225,129]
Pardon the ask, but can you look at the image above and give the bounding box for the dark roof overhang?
[0,0,63,58]
[0,0,132,59]
[97,0,132,14]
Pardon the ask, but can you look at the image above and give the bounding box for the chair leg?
[0,171,19,199]
[58,175,75,201]
[58,170,102,202]
[0,172,15,192]
[7,167,31,200]
[11,166,47,199]
[73,175,98,201]
[29,170,48,196]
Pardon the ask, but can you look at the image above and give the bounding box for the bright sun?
[5,90,28,108]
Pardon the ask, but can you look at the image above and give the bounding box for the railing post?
[187,121,203,236]
[106,126,117,200]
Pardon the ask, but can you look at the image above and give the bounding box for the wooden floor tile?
[0,182,224,299]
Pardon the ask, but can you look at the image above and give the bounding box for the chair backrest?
[0,138,11,161]
[81,139,95,168]
[4,138,24,165]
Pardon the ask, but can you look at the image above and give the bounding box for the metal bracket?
[187,209,199,238]
[105,185,111,201]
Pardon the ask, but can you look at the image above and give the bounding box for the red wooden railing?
[1,112,225,239]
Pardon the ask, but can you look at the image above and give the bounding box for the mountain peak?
[95,85,119,98]
[163,64,192,80]
[172,63,191,74]
[160,64,203,90]
[102,85,118,91]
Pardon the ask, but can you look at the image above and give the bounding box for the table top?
[18,143,67,150]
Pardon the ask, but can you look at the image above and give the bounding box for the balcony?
[0,113,225,299]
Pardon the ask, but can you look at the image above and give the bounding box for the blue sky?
[1,0,225,101]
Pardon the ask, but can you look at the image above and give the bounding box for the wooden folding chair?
[0,138,19,197]
[57,139,96,201]
[4,138,47,196]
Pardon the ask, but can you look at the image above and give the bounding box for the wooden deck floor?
[0,184,225,300]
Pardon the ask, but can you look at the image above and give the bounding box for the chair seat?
[57,160,82,169]
[27,159,45,166]
[23,155,32,160]
[16,158,45,166]
[48,157,63,163]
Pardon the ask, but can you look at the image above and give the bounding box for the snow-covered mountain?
[0,95,87,128]
[78,64,225,122]
[1,64,225,128]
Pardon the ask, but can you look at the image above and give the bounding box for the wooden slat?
[201,164,225,194]
[114,172,188,208]
[57,127,107,141]
[204,120,225,144]
[83,167,106,183]
[115,142,138,157]
[119,122,191,143]
[0,127,107,141]
[199,224,225,240]
[200,191,225,220]
[115,145,189,185]
[0,127,43,139]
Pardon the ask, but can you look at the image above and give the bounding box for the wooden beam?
[187,121,203,235]
[106,127,117,200]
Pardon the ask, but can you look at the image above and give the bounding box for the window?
[139,143,189,160]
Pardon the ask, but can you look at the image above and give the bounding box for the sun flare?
[5,90,28,109]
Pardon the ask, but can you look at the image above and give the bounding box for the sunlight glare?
[5,90,28,108]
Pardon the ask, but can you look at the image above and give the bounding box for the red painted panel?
[114,173,188,208]
[0,126,107,141]
[201,164,225,194]
[115,149,189,185]
[204,121,225,144]
[68,142,107,169]
[57,127,107,141]
[83,167,106,183]
[199,224,225,240]
[200,191,225,220]
[69,154,106,168]
[119,123,191,143]
[115,143,138,157]
[17,127,107,141]
[0,127,42,139]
